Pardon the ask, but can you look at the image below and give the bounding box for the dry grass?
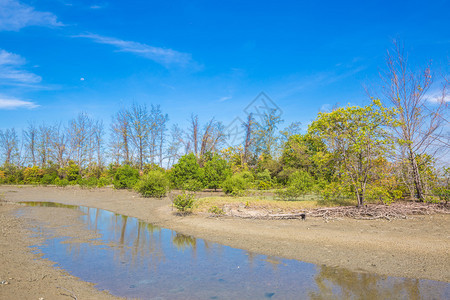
[193,193,355,213]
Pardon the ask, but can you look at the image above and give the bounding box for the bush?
[173,193,196,212]
[41,173,57,185]
[222,172,251,196]
[134,171,170,198]
[181,179,204,191]
[169,153,204,189]
[23,166,45,184]
[54,178,69,187]
[59,161,80,182]
[113,165,140,189]
[97,177,111,188]
[78,177,98,189]
[276,170,314,200]
[255,169,273,190]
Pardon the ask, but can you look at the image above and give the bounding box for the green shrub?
[113,165,140,189]
[23,166,44,184]
[41,173,57,185]
[134,171,170,198]
[97,177,111,188]
[182,179,204,191]
[222,172,251,196]
[276,170,314,200]
[78,177,98,189]
[54,178,69,187]
[59,161,80,182]
[173,193,196,212]
[169,153,204,189]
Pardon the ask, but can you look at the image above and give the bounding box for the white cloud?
[0,0,63,31]
[74,33,193,67]
[0,96,39,109]
[0,49,42,85]
[426,88,449,104]
[218,96,232,102]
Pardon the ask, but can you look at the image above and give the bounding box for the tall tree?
[309,100,398,207]
[110,108,131,165]
[380,42,448,200]
[128,103,149,170]
[23,122,38,166]
[0,128,19,166]
[253,109,284,158]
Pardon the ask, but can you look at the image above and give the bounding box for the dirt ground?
[0,186,449,299]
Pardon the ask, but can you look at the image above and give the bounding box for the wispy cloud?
[426,87,449,103]
[0,0,63,31]
[74,33,194,67]
[0,95,39,109]
[218,96,232,102]
[0,49,42,86]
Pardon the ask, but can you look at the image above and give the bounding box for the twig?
[57,286,78,300]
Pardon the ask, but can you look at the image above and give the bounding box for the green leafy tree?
[276,170,315,200]
[308,100,398,206]
[203,154,232,190]
[134,170,170,197]
[169,153,204,190]
[222,172,253,196]
[113,164,140,189]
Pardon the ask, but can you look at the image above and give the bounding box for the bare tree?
[380,42,448,200]
[50,122,67,167]
[242,113,254,165]
[188,114,199,156]
[199,118,226,156]
[166,124,184,168]
[110,108,131,164]
[37,123,53,168]
[0,128,19,165]
[23,122,38,166]
[67,112,95,172]
[128,103,149,170]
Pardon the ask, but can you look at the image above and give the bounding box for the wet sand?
[0,186,449,299]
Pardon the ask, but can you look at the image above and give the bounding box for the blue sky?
[0,0,449,134]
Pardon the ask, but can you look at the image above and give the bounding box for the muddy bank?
[1,185,449,292]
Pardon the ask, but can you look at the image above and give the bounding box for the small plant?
[208,205,224,215]
[173,193,196,212]
[134,171,170,198]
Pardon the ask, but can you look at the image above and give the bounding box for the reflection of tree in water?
[172,233,197,251]
[309,265,427,299]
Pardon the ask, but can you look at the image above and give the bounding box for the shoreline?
[1,185,449,297]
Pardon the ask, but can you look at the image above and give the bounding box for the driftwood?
[224,202,449,221]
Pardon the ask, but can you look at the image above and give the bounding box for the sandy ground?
[0,185,449,299]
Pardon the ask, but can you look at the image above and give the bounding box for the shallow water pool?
[18,202,449,299]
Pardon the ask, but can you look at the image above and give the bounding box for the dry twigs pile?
[224,201,449,221]
[306,202,450,221]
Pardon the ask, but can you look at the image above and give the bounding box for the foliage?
[78,177,99,189]
[23,166,45,184]
[276,170,315,200]
[255,169,273,190]
[222,172,252,196]
[169,153,204,190]
[308,100,398,206]
[113,164,140,189]
[208,205,224,215]
[59,161,80,182]
[173,192,196,212]
[203,154,232,190]
[54,177,69,187]
[97,176,111,188]
[134,170,170,198]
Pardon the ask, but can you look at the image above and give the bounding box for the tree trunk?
[408,147,424,201]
